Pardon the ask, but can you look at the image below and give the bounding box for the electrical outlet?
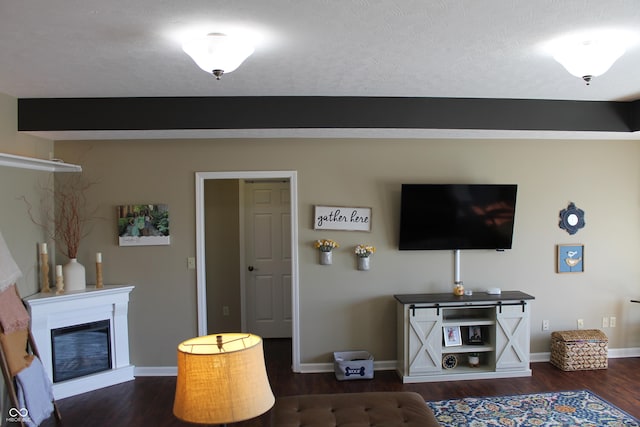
[577,318,584,329]
[602,317,609,328]
[542,320,549,331]
[222,306,230,316]
[610,316,616,328]
[187,257,196,269]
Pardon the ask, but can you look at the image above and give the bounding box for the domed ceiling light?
[182,33,254,80]
[549,31,628,85]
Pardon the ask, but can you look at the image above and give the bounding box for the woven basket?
[550,329,608,371]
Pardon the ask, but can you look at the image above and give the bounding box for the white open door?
[244,181,292,338]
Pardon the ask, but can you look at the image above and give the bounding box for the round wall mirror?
[559,202,585,235]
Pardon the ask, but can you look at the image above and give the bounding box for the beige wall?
[0,93,54,417]
[205,179,241,333]
[0,92,54,293]
[53,137,640,368]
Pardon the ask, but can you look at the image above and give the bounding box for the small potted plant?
[468,352,480,367]
[354,244,376,270]
[314,239,339,265]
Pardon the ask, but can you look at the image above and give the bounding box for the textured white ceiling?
[1,1,640,139]
[2,0,639,101]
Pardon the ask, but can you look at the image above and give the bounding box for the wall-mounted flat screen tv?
[399,184,518,250]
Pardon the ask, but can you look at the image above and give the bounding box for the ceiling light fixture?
[549,31,628,85]
[182,33,254,80]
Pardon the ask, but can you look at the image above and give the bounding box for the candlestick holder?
[96,262,103,288]
[55,275,65,295]
[40,252,51,292]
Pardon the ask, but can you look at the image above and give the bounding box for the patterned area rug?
[427,390,639,426]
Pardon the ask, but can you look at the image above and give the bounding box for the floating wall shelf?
[0,153,82,172]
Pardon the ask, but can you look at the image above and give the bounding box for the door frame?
[195,171,300,372]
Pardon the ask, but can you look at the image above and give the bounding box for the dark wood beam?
[17,96,635,133]
[631,100,640,132]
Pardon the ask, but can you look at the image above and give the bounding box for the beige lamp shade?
[173,333,275,424]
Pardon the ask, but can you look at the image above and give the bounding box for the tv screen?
[399,184,517,250]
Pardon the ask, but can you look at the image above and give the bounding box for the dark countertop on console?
[394,291,535,305]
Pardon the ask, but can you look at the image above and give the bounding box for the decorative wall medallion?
[559,202,585,235]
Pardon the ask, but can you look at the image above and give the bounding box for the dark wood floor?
[42,338,640,426]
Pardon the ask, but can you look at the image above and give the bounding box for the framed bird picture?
[557,244,584,273]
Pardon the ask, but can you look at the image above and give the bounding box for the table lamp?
[173,333,274,425]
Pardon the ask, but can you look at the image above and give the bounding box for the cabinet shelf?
[442,319,495,327]
[0,153,82,172]
[444,344,493,354]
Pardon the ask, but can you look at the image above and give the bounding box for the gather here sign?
[314,205,371,231]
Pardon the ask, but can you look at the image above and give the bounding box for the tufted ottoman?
[271,391,440,426]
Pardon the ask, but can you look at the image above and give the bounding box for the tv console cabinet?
[395,291,535,383]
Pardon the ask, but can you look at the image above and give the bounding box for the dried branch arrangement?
[20,175,98,259]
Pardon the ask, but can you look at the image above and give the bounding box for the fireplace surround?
[24,285,135,399]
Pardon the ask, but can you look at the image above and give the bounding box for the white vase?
[319,251,333,265]
[63,258,86,291]
[357,256,370,271]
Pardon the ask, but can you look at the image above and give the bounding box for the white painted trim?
[298,363,332,373]
[133,348,640,377]
[26,128,640,143]
[0,152,82,172]
[524,348,640,364]
[194,171,301,373]
[135,352,640,378]
[608,347,640,358]
[135,366,177,376]
[238,180,247,332]
[297,360,400,374]
[297,348,640,374]
[194,174,207,335]
[289,174,301,372]
[530,352,551,363]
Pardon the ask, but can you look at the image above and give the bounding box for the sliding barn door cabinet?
[395,291,534,383]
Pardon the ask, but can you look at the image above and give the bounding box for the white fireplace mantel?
[24,285,135,399]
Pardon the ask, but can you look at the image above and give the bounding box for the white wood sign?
[314,205,371,231]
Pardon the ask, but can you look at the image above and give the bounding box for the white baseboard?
[133,348,640,376]
[530,347,640,363]
[530,352,551,363]
[298,359,397,374]
[607,347,640,358]
[298,348,640,374]
[135,366,177,376]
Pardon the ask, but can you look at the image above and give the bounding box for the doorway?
[195,171,300,372]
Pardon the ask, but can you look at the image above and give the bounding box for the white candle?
[96,252,102,263]
[56,265,63,277]
[41,242,47,254]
